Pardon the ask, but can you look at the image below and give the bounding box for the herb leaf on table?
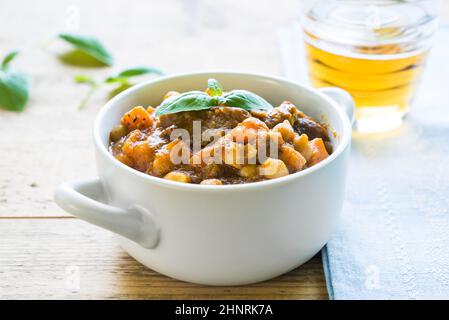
[58,33,114,66]
[105,66,164,85]
[0,50,30,112]
[75,66,163,110]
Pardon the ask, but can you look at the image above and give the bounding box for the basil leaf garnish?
[223,89,273,111]
[58,33,114,66]
[155,79,273,116]
[156,91,213,116]
[0,51,30,112]
[207,78,223,96]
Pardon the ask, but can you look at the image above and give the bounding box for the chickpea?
[256,131,284,161]
[244,143,258,164]
[163,91,180,100]
[239,164,258,178]
[167,139,191,165]
[241,117,269,131]
[255,130,283,149]
[273,120,295,142]
[201,163,222,179]
[202,128,225,145]
[164,171,191,183]
[191,144,216,165]
[229,125,257,144]
[280,145,306,171]
[266,131,284,146]
[223,141,244,168]
[190,151,203,165]
[152,152,173,176]
[293,134,313,161]
[258,158,289,179]
[114,153,133,167]
[200,179,222,185]
[165,139,180,151]
[122,130,141,154]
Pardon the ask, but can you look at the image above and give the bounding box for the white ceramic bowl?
[55,72,354,285]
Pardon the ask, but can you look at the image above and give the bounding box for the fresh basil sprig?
[207,78,223,97]
[0,50,30,112]
[58,33,114,66]
[74,66,164,110]
[156,78,272,116]
[74,75,99,110]
[156,91,215,116]
[2,51,19,69]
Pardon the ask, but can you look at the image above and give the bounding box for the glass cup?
[302,0,438,133]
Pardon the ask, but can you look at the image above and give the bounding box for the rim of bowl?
[93,71,352,192]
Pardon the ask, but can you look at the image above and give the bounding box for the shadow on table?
[111,250,328,300]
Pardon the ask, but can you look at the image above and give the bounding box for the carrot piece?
[120,106,153,131]
[308,138,329,166]
[122,130,154,172]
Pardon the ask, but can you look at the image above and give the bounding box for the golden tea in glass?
[302,0,438,133]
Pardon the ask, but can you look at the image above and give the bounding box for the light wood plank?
[0,218,328,299]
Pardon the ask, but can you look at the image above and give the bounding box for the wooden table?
[0,0,328,299]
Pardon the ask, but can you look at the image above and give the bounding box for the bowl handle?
[54,178,159,249]
[319,87,355,125]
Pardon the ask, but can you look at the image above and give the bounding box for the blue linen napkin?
[278,26,449,299]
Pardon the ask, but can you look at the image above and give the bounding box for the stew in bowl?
[109,79,332,185]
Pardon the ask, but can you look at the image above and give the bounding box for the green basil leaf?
[104,76,128,84]
[156,91,213,116]
[0,70,29,111]
[74,75,95,85]
[154,80,273,116]
[1,50,19,70]
[58,33,114,66]
[223,90,273,111]
[207,78,223,96]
